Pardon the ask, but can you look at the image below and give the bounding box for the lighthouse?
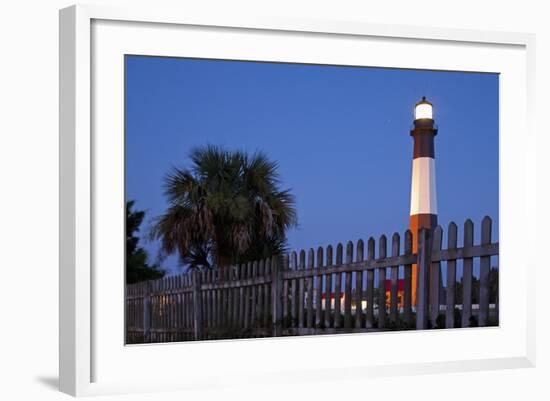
[409,97,438,305]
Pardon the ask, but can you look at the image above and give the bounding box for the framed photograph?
[59,4,536,397]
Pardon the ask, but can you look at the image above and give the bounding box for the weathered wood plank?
[479,216,492,326]
[204,273,210,335]
[315,247,324,328]
[155,279,161,338]
[390,233,400,325]
[366,237,375,329]
[344,241,353,328]
[219,271,224,334]
[290,251,298,326]
[232,266,238,334]
[334,244,343,329]
[199,275,205,335]
[180,278,186,337]
[211,272,216,336]
[244,262,252,329]
[143,281,152,342]
[192,271,203,340]
[403,230,413,327]
[433,244,498,261]
[495,271,499,326]
[430,226,443,327]
[238,264,245,330]
[378,235,387,329]
[222,267,229,329]
[282,254,289,328]
[306,248,315,328]
[298,250,306,329]
[416,229,430,330]
[277,244,496,280]
[324,245,333,328]
[257,259,265,330]
[462,220,474,328]
[234,265,240,333]
[264,258,271,329]
[162,278,168,339]
[188,275,193,339]
[176,276,181,338]
[445,222,458,328]
[182,276,187,340]
[176,276,182,334]
[282,256,411,278]
[355,240,364,329]
[166,278,171,338]
[251,261,258,328]
[271,256,283,336]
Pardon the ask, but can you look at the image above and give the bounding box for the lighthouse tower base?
[409,214,437,306]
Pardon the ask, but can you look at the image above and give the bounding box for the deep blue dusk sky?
[125,56,499,275]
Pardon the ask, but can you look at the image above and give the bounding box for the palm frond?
[151,145,298,272]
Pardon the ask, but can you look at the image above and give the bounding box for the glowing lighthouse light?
[414,96,433,120]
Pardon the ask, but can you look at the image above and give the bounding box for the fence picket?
[315,247,324,328]
[244,262,252,329]
[366,238,375,329]
[171,276,176,340]
[175,276,180,338]
[378,235,387,329]
[430,226,443,327]
[192,271,203,340]
[307,249,315,328]
[479,216,492,326]
[234,265,241,331]
[390,233,400,325]
[298,250,306,329]
[334,244,343,329]
[355,240,365,329]
[251,261,258,328]
[231,266,238,331]
[271,256,282,336]
[264,258,271,330]
[224,268,230,331]
[462,220,474,328]
[344,241,353,328]
[290,251,298,326]
[143,281,151,342]
[257,259,265,333]
[403,230,413,327]
[282,254,289,328]
[445,222,458,328]
[188,275,193,340]
[324,245,333,328]
[208,271,214,336]
[416,229,430,330]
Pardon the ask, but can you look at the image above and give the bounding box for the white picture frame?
[59,4,536,397]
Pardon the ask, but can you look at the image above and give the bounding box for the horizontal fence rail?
[126,217,499,343]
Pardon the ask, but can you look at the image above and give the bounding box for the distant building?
[320,292,345,311]
[319,278,406,312]
[384,279,405,309]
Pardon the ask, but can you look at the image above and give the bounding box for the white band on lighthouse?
[409,157,437,215]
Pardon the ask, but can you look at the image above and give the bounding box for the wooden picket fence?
[126,217,499,343]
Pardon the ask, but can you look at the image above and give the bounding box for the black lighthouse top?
[411,97,437,159]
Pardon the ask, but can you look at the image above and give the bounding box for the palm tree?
[126,201,165,284]
[151,145,298,274]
